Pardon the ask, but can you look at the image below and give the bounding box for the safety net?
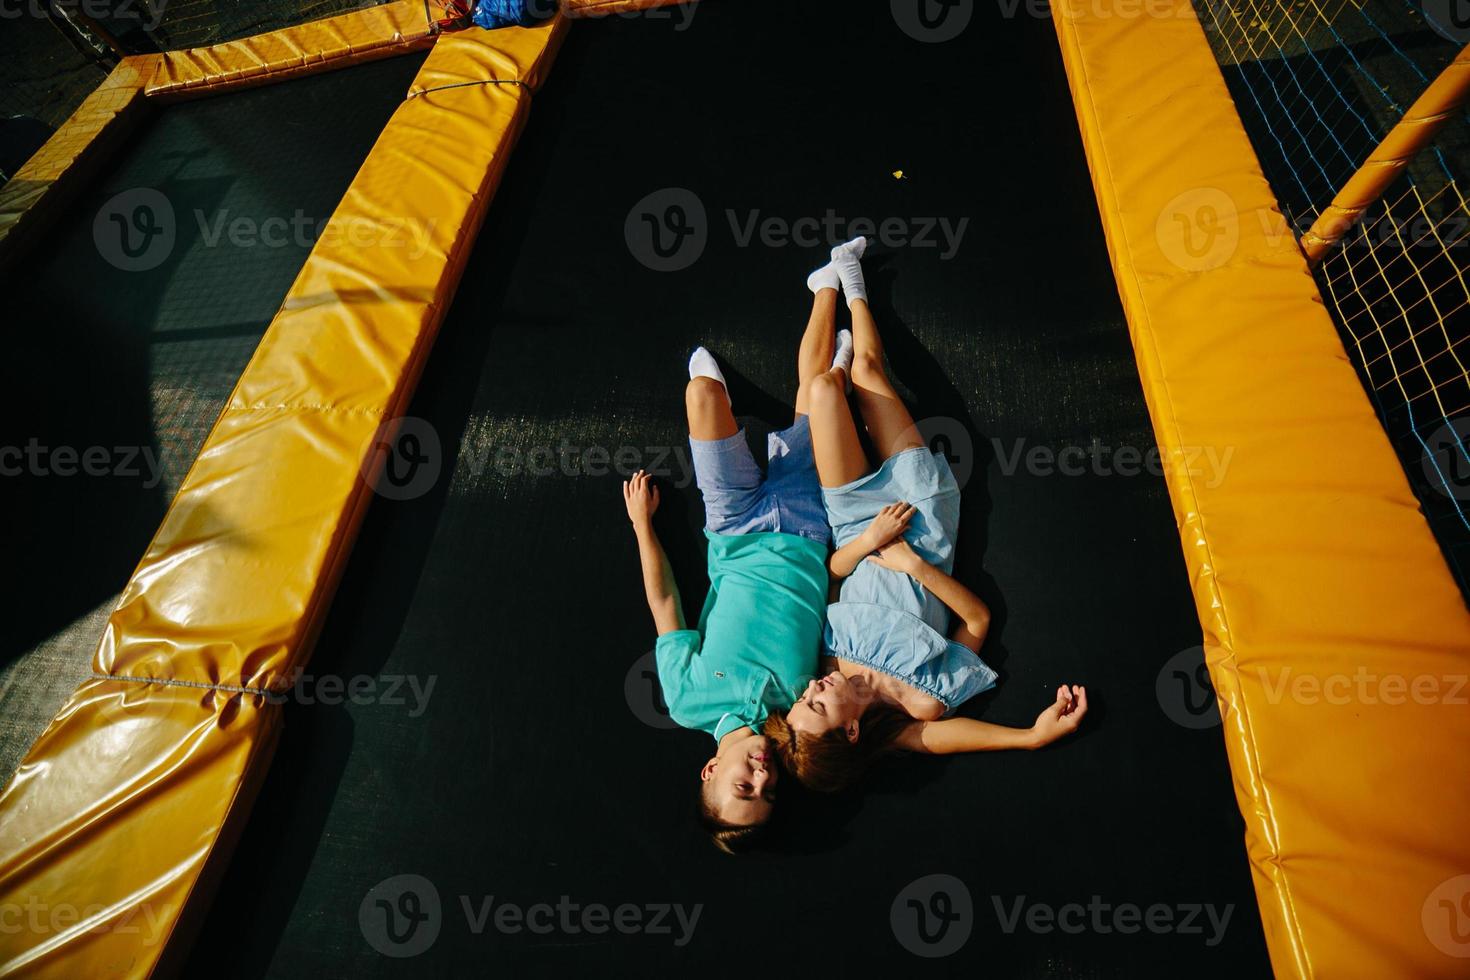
[1193,0,1470,596]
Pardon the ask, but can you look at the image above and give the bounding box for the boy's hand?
[861,502,916,552]
[866,538,923,576]
[623,470,660,529]
[1029,685,1088,748]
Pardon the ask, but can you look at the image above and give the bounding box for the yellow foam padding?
[410,19,563,91]
[0,1,433,266]
[0,678,279,978]
[562,0,691,15]
[0,17,566,980]
[0,57,157,262]
[1051,1,1470,977]
[145,0,434,99]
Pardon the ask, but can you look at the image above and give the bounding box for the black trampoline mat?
[0,52,426,787]
[174,5,1267,975]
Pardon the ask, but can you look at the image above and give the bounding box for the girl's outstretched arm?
[895,686,1088,754]
[624,471,684,636]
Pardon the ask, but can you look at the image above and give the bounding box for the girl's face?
[787,671,864,739]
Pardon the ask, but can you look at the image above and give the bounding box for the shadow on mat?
[864,257,1012,700]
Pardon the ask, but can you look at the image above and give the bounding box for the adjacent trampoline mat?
[0,51,427,793]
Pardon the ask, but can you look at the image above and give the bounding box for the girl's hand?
[866,538,923,576]
[862,502,916,551]
[623,470,660,529]
[1029,685,1088,747]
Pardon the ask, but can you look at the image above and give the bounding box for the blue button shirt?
[825,600,997,714]
[822,447,997,712]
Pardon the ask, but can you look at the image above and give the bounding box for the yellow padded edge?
[1051,1,1470,977]
[0,57,157,262]
[0,679,279,977]
[0,17,566,979]
[411,20,565,92]
[562,0,690,15]
[145,0,434,99]
[0,1,433,266]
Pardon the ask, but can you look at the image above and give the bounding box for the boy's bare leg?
[794,287,839,418]
[686,377,738,441]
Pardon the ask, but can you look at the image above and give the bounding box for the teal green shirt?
[656,530,828,742]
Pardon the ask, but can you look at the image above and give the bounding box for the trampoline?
[1,1,1467,978]
[182,5,1266,974]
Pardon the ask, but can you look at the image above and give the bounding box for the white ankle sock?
[831,236,868,307]
[807,261,840,295]
[688,346,731,406]
[831,329,854,391]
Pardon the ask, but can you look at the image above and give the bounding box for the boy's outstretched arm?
[624,470,685,636]
[895,685,1088,754]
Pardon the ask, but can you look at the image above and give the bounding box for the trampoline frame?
[1,1,1468,977]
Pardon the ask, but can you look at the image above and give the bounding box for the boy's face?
[701,731,778,827]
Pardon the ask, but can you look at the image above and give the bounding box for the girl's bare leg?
[847,298,925,459]
[804,368,870,488]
